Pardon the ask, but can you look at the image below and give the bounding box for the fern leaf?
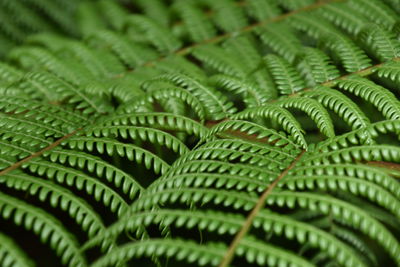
[0,129,51,149]
[130,86,206,122]
[23,159,129,217]
[301,86,371,130]
[222,35,263,70]
[256,23,302,63]
[264,54,306,95]
[192,44,248,77]
[0,232,33,267]
[64,136,170,175]
[0,192,87,267]
[86,125,189,155]
[374,60,400,83]
[97,0,129,31]
[44,148,142,200]
[290,13,371,72]
[330,225,378,266]
[205,120,299,148]
[206,0,248,32]
[347,0,398,29]
[244,0,281,21]
[280,175,400,219]
[317,2,368,35]
[266,192,400,263]
[124,15,182,53]
[295,47,340,87]
[91,238,224,267]
[144,73,236,120]
[274,97,335,138]
[0,96,88,129]
[0,62,23,84]
[0,114,67,138]
[291,163,400,199]
[173,1,217,42]
[88,30,158,68]
[135,0,170,27]
[303,145,400,165]
[163,160,279,183]
[210,74,271,108]
[358,24,400,62]
[336,76,400,120]
[316,120,400,151]
[104,112,209,138]
[0,171,108,240]
[232,105,307,148]
[277,0,315,10]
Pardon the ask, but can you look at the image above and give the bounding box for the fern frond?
[210,74,271,108]
[173,1,217,42]
[8,47,86,85]
[0,62,23,84]
[222,35,263,70]
[0,171,108,240]
[144,73,236,120]
[23,159,129,217]
[85,125,189,155]
[295,47,340,87]
[205,0,248,32]
[302,145,400,165]
[0,232,33,267]
[121,86,206,121]
[280,174,400,219]
[205,119,299,148]
[0,114,68,138]
[244,0,281,21]
[1,1,400,266]
[358,24,400,62]
[266,191,400,263]
[135,0,170,27]
[87,30,158,68]
[346,0,398,29]
[192,44,247,77]
[124,15,182,53]
[90,208,364,267]
[64,136,170,175]
[264,54,306,95]
[292,163,400,199]
[336,76,400,120]
[232,105,307,148]
[374,60,400,83]
[0,192,87,267]
[317,1,368,35]
[103,112,209,138]
[316,120,400,151]
[256,23,302,63]
[91,238,224,267]
[44,148,142,200]
[289,12,372,72]
[274,97,335,138]
[97,0,129,31]
[0,96,88,129]
[301,86,371,130]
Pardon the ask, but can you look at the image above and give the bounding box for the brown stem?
[0,129,81,177]
[114,0,342,78]
[218,150,306,267]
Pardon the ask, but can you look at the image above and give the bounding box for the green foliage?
[0,0,399,267]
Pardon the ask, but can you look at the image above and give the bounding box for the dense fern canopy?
[0,0,400,266]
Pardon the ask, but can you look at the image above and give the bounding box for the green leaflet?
[0,192,87,267]
[0,232,33,267]
[1,0,400,266]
